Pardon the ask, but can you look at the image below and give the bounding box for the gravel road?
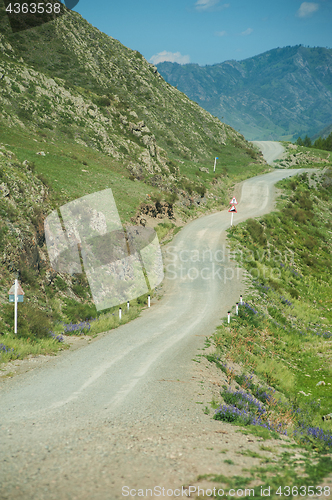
[251,141,286,164]
[0,168,313,500]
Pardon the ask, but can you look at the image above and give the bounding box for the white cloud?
[297,2,319,17]
[195,0,219,10]
[195,0,230,11]
[215,30,227,36]
[241,28,253,35]
[150,51,190,65]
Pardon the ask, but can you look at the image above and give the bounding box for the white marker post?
[8,280,24,335]
[127,301,130,311]
[213,157,219,172]
[228,206,237,226]
[227,311,231,324]
[228,197,238,227]
[240,295,243,305]
[148,295,151,308]
[14,279,18,334]
[119,307,122,320]
[236,303,239,315]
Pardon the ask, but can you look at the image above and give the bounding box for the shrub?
[165,192,178,205]
[96,96,111,107]
[62,299,96,322]
[19,259,38,288]
[289,288,299,299]
[23,306,53,339]
[72,284,87,299]
[0,224,8,252]
[2,303,53,338]
[195,185,206,197]
[136,293,149,305]
[54,276,68,291]
[304,236,315,250]
[246,219,267,246]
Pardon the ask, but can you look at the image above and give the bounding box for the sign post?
[213,157,219,172]
[228,205,237,226]
[8,280,24,334]
[14,279,17,334]
[228,197,238,227]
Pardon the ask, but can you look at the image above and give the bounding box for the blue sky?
[72,0,332,66]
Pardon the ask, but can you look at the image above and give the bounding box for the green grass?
[199,169,332,489]
[0,123,155,223]
[0,296,150,365]
[196,452,332,499]
[0,331,66,363]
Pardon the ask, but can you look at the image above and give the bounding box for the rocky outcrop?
[131,201,174,226]
[277,144,331,168]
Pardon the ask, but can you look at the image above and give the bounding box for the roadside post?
[119,307,122,320]
[236,303,239,315]
[8,279,24,334]
[213,157,219,172]
[240,295,243,305]
[228,197,238,227]
[148,295,150,308]
[227,311,231,324]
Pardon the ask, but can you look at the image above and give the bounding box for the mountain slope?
[0,0,263,188]
[157,45,332,141]
[0,0,268,333]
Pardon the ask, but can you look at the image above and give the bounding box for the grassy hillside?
[0,0,264,190]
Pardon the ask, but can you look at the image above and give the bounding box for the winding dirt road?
[0,168,305,500]
[251,140,285,164]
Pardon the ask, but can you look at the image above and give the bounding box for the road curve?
[251,140,285,164]
[0,168,305,499]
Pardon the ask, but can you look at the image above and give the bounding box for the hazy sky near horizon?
[72,0,332,66]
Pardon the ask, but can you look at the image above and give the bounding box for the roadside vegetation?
[200,168,332,496]
[0,293,152,367]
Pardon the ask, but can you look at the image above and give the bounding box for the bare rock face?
[131,201,174,226]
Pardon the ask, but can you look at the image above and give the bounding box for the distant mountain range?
[157,46,332,141]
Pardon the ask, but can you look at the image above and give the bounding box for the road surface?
[251,140,285,164]
[0,168,306,500]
